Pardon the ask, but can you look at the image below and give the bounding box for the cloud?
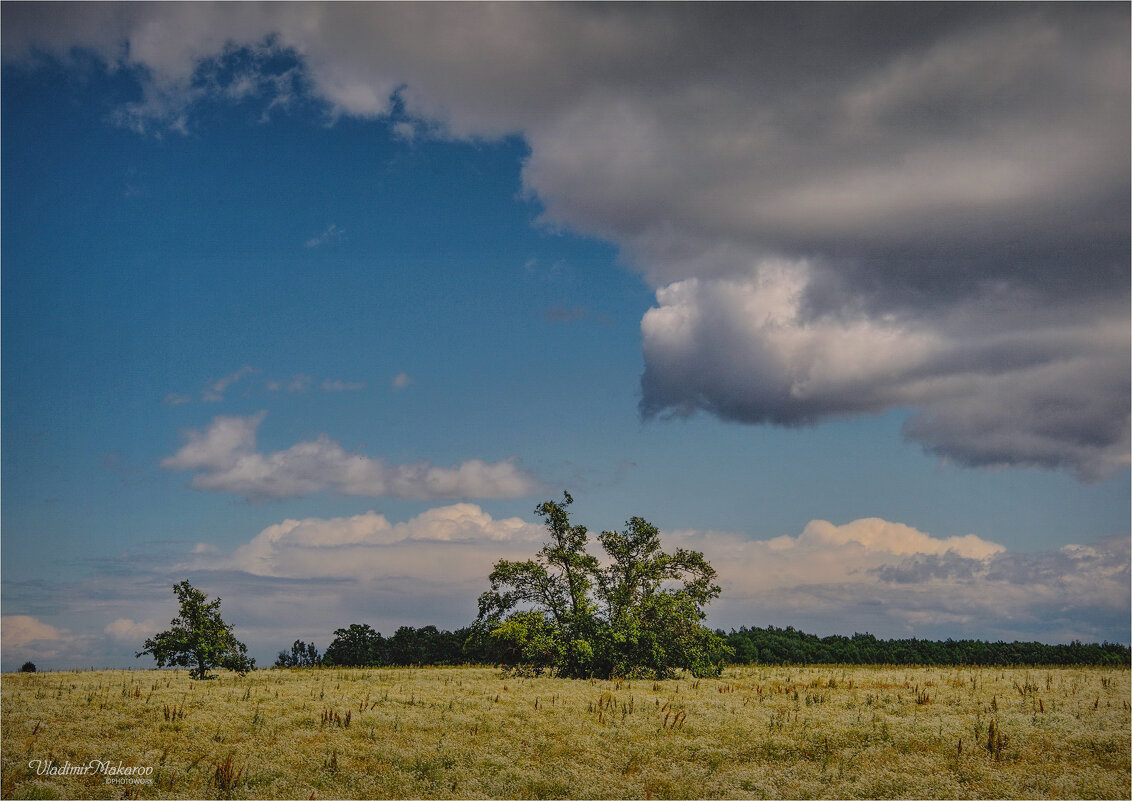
[1,616,76,664]
[392,121,416,142]
[1,511,1125,669]
[789,518,1004,560]
[161,413,542,500]
[266,376,363,393]
[207,507,1119,642]
[667,522,1128,643]
[104,618,159,642]
[161,412,264,473]
[287,374,312,393]
[391,372,412,390]
[202,365,258,403]
[639,261,1129,480]
[1,615,66,650]
[668,518,1004,600]
[165,366,259,406]
[3,4,1127,478]
[175,510,1128,649]
[191,504,544,584]
[304,223,344,248]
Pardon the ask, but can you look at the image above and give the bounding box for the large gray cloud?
[5,3,1128,478]
[638,263,1129,479]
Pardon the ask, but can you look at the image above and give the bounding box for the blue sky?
[2,4,1128,670]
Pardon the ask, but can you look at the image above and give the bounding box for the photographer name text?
[28,759,154,778]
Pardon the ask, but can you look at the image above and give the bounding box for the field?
[2,664,1129,799]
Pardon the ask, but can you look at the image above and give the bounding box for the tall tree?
[322,623,384,667]
[478,493,728,678]
[136,581,255,679]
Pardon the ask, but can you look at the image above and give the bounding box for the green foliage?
[136,581,255,679]
[722,625,1132,667]
[290,621,1128,671]
[19,661,36,673]
[274,639,322,668]
[322,623,384,667]
[321,623,484,667]
[477,492,729,679]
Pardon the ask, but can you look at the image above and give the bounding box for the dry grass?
[2,664,1128,799]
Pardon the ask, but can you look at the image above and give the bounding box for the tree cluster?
[135,517,1129,682]
[318,623,500,667]
[723,626,1131,667]
[476,493,728,678]
[273,640,322,668]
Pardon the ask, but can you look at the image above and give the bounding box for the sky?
[1,3,1128,671]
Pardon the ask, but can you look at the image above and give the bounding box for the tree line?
[281,495,1129,671]
[134,495,1129,679]
[723,625,1130,667]
[275,623,504,669]
[133,579,1129,678]
[277,622,1129,670]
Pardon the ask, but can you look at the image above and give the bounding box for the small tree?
[478,493,730,678]
[137,581,255,679]
[274,640,321,669]
[19,661,36,673]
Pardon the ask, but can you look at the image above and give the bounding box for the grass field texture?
[2,664,1128,799]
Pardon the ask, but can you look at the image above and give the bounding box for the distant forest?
[722,626,1130,667]
[275,623,1131,669]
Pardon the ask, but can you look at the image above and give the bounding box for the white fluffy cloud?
[104,618,159,642]
[666,518,1004,600]
[191,503,544,587]
[161,413,542,500]
[781,518,1004,560]
[667,522,1127,642]
[2,615,65,649]
[180,509,1125,647]
[1,616,75,664]
[4,4,1127,478]
[2,510,1124,669]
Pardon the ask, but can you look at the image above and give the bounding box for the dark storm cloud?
[5,2,1128,478]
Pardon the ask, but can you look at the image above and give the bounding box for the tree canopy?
[476,493,729,678]
[721,626,1132,667]
[137,581,255,679]
[274,639,322,669]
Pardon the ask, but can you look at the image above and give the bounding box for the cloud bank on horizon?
[3,506,1126,669]
[5,2,1128,481]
